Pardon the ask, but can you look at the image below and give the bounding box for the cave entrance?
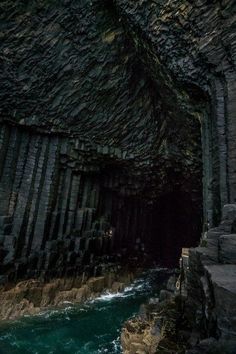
[98,111,203,267]
[148,189,202,267]
[144,113,203,267]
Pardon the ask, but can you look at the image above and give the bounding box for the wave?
[0,267,171,354]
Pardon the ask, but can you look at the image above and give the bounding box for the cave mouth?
[96,107,204,268]
[100,187,203,269]
[117,186,203,269]
[0,115,203,282]
[147,189,203,267]
[98,140,203,269]
[98,190,203,269]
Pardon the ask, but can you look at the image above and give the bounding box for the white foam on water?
[93,291,131,302]
[41,310,58,318]
[97,335,121,354]
[91,278,149,304]
[111,336,121,353]
[0,268,171,354]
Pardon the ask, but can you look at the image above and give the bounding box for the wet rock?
[166,275,177,292]
[159,290,174,302]
[0,269,134,321]
[87,276,105,293]
[111,281,125,293]
[148,298,159,305]
[121,318,159,354]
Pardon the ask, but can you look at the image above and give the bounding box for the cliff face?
[172,204,236,350]
[0,0,235,283]
[0,0,202,282]
[113,0,236,225]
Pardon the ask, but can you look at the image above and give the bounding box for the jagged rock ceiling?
[0,0,202,199]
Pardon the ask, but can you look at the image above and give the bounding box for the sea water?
[0,268,170,354]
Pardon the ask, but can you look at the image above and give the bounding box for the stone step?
[222,204,236,222]
[204,264,236,340]
[206,229,223,239]
[193,246,219,264]
[219,234,236,264]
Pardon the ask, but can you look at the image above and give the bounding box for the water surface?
[0,268,170,354]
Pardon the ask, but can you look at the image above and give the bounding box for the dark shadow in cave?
[148,189,202,267]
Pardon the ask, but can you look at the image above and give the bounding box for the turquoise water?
[0,269,170,354]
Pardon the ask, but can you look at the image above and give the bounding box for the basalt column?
[0,0,206,281]
[0,123,141,281]
[0,120,203,279]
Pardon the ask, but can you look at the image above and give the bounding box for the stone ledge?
[219,235,236,264]
[204,265,236,340]
[204,264,236,295]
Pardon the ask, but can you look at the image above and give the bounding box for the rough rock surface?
[182,204,236,347]
[114,0,236,226]
[121,287,188,354]
[0,265,134,321]
[121,317,159,354]
[219,235,236,264]
[0,1,236,348]
[0,0,206,281]
[121,205,236,353]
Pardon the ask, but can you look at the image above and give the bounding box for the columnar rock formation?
[120,206,236,353]
[113,0,236,226]
[181,204,236,349]
[0,0,205,282]
[0,0,235,293]
[0,119,201,281]
[0,124,141,280]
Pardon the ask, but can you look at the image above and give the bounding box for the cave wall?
[0,123,155,280]
[113,0,236,226]
[0,120,201,279]
[2,0,229,280]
